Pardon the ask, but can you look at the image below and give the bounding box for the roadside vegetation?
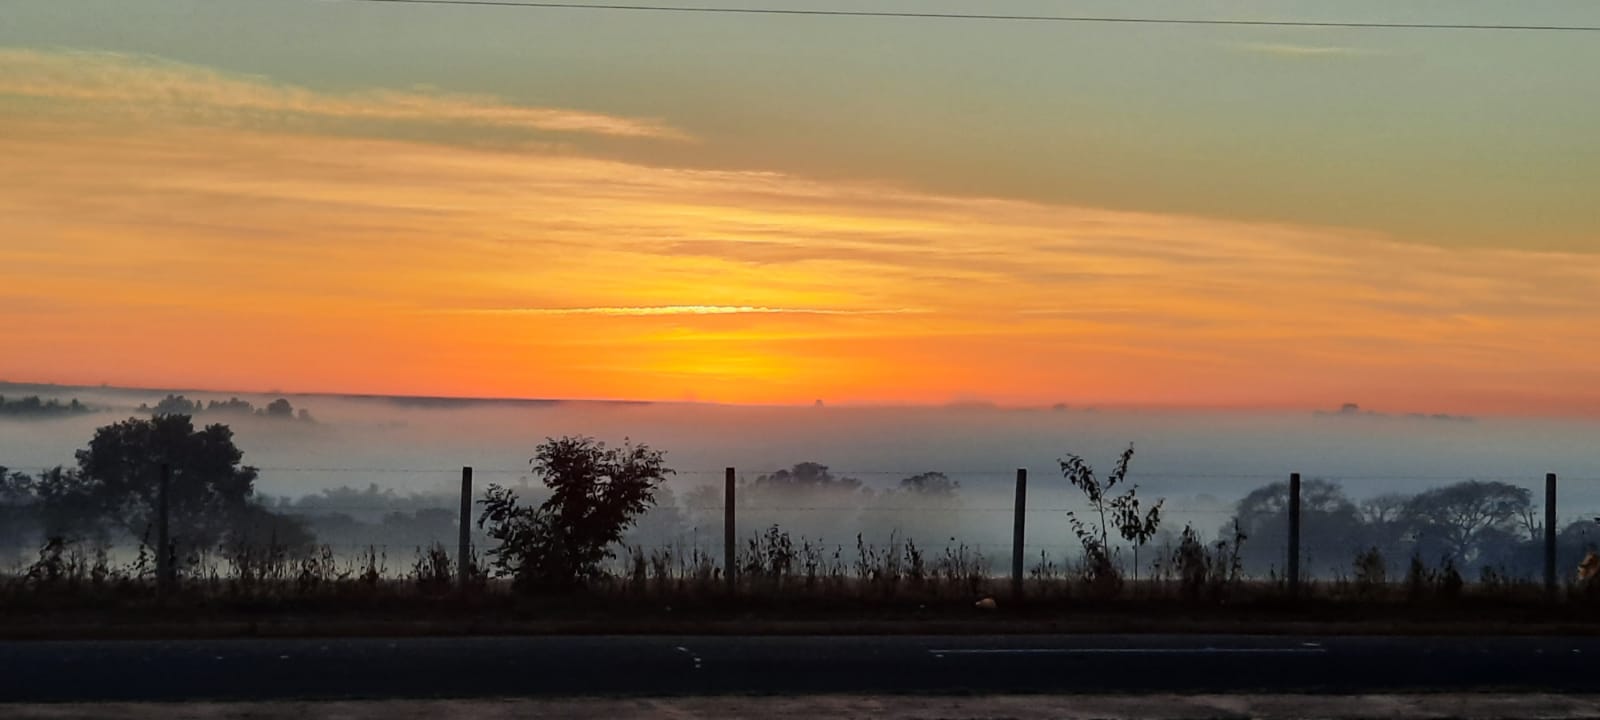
[4,416,1600,634]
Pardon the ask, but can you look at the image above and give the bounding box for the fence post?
[1545,472,1558,598]
[1287,472,1301,599]
[459,466,473,591]
[156,462,171,599]
[724,467,736,593]
[1012,468,1027,601]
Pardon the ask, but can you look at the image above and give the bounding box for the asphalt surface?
[2,634,1597,702]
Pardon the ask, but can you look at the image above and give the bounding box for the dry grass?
[6,530,1600,640]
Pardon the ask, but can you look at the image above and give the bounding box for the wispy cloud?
[1231,42,1388,58]
[5,81,1600,411]
[447,306,927,316]
[0,49,687,140]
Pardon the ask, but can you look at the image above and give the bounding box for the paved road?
[2,635,1597,702]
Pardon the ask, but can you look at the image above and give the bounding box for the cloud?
[1231,42,1388,58]
[445,306,927,316]
[0,49,687,140]
[1314,403,1474,423]
[4,81,1600,412]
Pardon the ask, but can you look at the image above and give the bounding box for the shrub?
[478,437,672,592]
[1060,444,1163,593]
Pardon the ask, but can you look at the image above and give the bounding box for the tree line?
[137,395,316,423]
[1228,477,1600,581]
[0,395,92,418]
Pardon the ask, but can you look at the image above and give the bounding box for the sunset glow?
[3,3,1599,416]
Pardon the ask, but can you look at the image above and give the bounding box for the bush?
[1060,444,1163,594]
[479,437,672,592]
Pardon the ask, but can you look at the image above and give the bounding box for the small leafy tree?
[478,436,672,591]
[1060,444,1163,589]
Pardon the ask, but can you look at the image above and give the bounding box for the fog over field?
[5,381,1600,573]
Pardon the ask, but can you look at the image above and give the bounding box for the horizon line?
[0,377,1551,421]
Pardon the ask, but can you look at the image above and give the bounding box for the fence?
[4,463,1598,597]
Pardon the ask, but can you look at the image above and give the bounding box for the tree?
[230,503,316,552]
[478,437,672,591]
[1360,493,1411,527]
[0,396,92,418]
[1359,492,1415,574]
[746,462,864,500]
[898,472,958,498]
[43,415,260,553]
[1401,480,1531,566]
[207,398,255,415]
[859,471,964,547]
[262,398,294,419]
[141,395,200,416]
[738,462,869,544]
[1060,444,1163,585]
[1230,478,1361,578]
[0,467,38,553]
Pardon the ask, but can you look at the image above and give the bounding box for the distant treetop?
[138,394,316,423]
[0,395,93,418]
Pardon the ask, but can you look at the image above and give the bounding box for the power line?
[330,0,1600,32]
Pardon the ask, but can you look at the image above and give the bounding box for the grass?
[5,530,1600,640]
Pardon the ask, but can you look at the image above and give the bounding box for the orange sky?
[3,48,1600,416]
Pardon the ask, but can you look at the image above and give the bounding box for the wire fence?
[5,464,1600,588]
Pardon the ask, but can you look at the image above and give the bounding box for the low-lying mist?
[5,383,1600,578]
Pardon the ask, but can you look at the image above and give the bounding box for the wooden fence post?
[459,466,473,591]
[1546,472,1558,598]
[724,467,736,593]
[1012,468,1027,601]
[1287,472,1301,599]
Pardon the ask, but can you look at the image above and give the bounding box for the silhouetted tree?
[263,398,294,419]
[1231,478,1361,577]
[745,462,864,499]
[137,395,315,423]
[0,467,38,553]
[1060,444,1163,585]
[478,436,672,591]
[1402,480,1532,566]
[736,462,869,544]
[897,471,958,498]
[230,503,316,552]
[38,415,260,554]
[207,398,256,415]
[1359,492,1415,575]
[860,471,965,547]
[30,466,101,542]
[142,395,201,416]
[0,396,92,418]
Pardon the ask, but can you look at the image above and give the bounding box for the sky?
[3,0,1599,414]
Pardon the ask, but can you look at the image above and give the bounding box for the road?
[2,634,1596,702]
